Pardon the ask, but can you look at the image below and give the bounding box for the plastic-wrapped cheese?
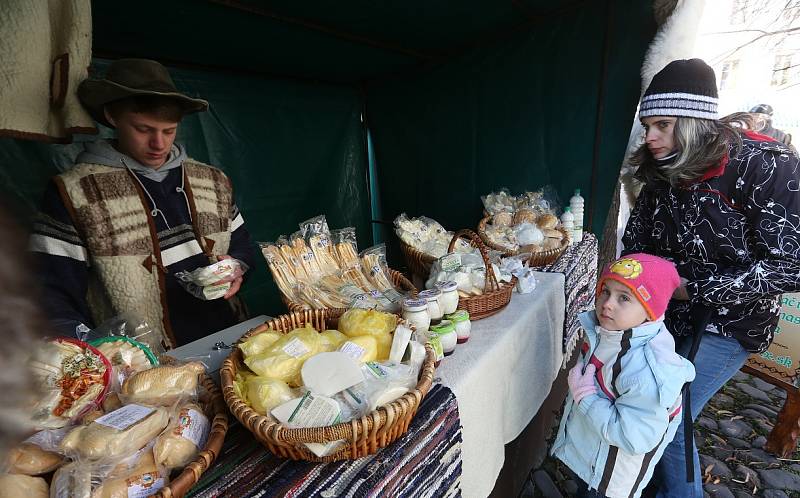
[0,474,48,498]
[271,393,344,458]
[374,332,393,361]
[245,377,296,415]
[6,443,63,475]
[244,326,325,385]
[301,352,364,397]
[389,325,413,363]
[154,402,210,469]
[239,330,282,357]
[320,330,348,350]
[338,309,396,338]
[338,336,378,363]
[369,385,409,411]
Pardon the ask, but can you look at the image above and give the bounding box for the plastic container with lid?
[569,189,585,243]
[418,289,444,325]
[445,310,471,344]
[402,298,431,334]
[434,280,459,315]
[430,320,457,356]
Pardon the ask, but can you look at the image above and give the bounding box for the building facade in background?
[695,0,800,137]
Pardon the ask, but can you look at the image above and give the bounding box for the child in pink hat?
[551,253,696,498]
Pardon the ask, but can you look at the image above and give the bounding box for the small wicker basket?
[477,216,569,267]
[282,269,417,324]
[447,229,517,320]
[220,310,437,462]
[154,364,229,497]
[398,239,437,282]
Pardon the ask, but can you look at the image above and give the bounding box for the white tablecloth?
[437,271,566,498]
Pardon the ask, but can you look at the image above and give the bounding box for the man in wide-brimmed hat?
[30,59,256,348]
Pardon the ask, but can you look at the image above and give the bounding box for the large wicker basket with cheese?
[220,310,436,462]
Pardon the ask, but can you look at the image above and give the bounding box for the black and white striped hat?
[639,59,719,120]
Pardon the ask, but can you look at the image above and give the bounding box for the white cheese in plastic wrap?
[389,325,412,363]
[271,393,344,457]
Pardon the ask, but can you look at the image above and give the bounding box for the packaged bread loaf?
[60,405,169,461]
[121,362,205,406]
[153,402,210,469]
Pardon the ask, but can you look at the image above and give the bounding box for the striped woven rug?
[187,384,462,497]
[540,233,598,367]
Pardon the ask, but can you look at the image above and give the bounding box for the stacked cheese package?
[233,308,427,457]
[3,337,213,498]
[260,215,408,312]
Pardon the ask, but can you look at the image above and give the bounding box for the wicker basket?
[220,310,437,462]
[282,269,417,324]
[398,239,436,282]
[154,363,229,497]
[477,216,569,267]
[447,230,517,320]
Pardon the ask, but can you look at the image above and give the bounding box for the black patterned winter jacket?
[623,131,800,353]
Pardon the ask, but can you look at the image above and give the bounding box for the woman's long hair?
[630,117,742,187]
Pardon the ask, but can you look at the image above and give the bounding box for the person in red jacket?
[624,59,800,497]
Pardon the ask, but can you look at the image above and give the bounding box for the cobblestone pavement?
[527,371,800,498]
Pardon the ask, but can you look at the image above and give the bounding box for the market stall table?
[437,271,566,498]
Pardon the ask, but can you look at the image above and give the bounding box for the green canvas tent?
[0,0,659,317]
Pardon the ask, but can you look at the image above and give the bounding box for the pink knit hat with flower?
[596,253,681,321]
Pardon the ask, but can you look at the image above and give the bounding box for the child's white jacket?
[551,312,696,498]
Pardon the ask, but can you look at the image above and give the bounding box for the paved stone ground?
[525,371,800,498]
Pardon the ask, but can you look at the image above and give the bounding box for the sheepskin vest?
[55,160,232,348]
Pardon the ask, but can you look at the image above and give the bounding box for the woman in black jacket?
[622,59,800,498]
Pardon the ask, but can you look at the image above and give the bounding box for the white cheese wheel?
[301,352,364,397]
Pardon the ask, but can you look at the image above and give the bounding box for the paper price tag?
[339,341,366,361]
[282,338,311,358]
[95,404,155,431]
[439,253,462,272]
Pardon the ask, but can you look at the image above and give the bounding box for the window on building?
[720,60,740,90]
[772,54,793,86]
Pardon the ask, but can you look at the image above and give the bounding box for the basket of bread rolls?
[477,189,569,267]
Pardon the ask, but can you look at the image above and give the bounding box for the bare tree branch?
[711,26,800,64]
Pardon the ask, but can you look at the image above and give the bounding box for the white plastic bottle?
[569,189,585,243]
[560,207,575,245]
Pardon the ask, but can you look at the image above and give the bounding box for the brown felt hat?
[78,58,208,127]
